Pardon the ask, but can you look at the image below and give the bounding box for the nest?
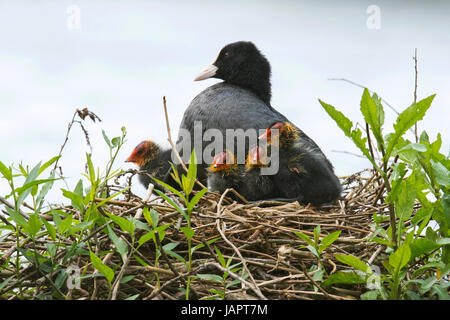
[0,167,399,300]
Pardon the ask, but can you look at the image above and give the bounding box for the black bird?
[174,41,337,197]
[259,122,342,206]
[206,150,241,194]
[177,42,291,182]
[125,140,176,190]
[239,145,278,201]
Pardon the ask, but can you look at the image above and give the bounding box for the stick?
[216,188,267,300]
[162,96,207,189]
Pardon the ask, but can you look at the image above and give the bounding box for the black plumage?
[206,151,242,194]
[239,145,278,201]
[175,41,329,187]
[260,122,342,206]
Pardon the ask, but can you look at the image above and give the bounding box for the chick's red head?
[125,140,159,167]
[246,145,268,167]
[209,151,236,172]
[259,122,285,144]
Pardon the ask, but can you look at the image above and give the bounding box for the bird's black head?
[195,41,272,105]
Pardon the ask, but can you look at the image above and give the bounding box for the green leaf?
[398,143,427,153]
[334,254,370,273]
[42,218,56,241]
[0,160,12,180]
[195,274,223,283]
[0,275,15,291]
[153,189,188,221]
[322,271,366,286]
[152,177,185,201]
[94,188,129,209]
[306,245,319,258]
[318,230,341,253]
[5,207,28,229]
[180,226,194,240]
[293,231,314,247]
[187,188,207,212]
[432,284,450,300]
[61,189,85,212]
[411,207,432,226]
[409,238,441,260]
[37,155,61,176]
[107,225,128,261]
[185,149,198,196]
[143,207,159,228]
[215,246,226,267]
[120,275,135,284]
[360,88,384,150]
[389,244,411,271]
[137,224,171,247]
[57,214,73,235]
[16,161,41,209]
[105,212,135,234]
[169,162,181,185]
[102,130,112,148]
[36,172,56,212]
[138,230,155,247]
[45,243,57,259]
[313,225,321,247]
[26,213,43,237]
[163,242,186,264]
[89,251,114,285]
[86,153,96,184]
[371,93,385,128]
[395,176,416,220]
[385,94,436,160]
[318,98,375,167]
[431,160,450,186]
[361,290,379,300]
[74,179,84,197]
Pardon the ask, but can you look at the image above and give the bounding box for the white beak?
[194,64,218,81]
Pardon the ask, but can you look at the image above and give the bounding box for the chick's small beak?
[125,151,137,164]
[258,129,269,141]
[194,64,218,81]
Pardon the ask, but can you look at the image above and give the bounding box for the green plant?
[152,149,208,300]
[319,88,449,299]
[196,246,244,300]
[294,225,341,270]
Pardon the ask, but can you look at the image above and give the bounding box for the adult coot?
[174,41,339,205]
[259,122,342,205]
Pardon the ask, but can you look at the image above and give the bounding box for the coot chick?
[206,150,241,194]
[239,145,278,201]
[125,140,176,190]
[260,122,342,206]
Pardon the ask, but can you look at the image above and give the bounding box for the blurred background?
[0,0,449,201]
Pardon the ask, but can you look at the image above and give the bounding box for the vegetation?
[0,87,448,300]
[319,89,449,299]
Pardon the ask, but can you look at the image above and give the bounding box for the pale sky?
[0,0,449,201]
